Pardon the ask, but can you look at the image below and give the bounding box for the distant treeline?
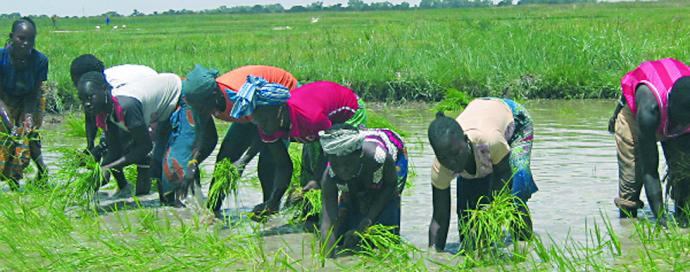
[1,0,599,18]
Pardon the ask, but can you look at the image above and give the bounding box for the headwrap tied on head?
[228,75,290,119]
[182,64,220,106]
[319,129,363,156]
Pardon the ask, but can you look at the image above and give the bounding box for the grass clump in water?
[350,224,427,270]
[207,158,241,211]
[63,114,86,138]
[433,88,473,113]
[51,147,106,208]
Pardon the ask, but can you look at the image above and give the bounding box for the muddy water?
[40,100,660,253]
[372,100,645,248]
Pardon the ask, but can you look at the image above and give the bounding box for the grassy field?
[2,1,690,110]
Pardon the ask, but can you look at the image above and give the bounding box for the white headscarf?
[319,128,363,156]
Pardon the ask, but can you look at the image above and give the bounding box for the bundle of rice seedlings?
[351,224,425,270]
[51,148,106,209]
[288,189,322,225]
[288,144,303,190]
[458,186,527,260]
[207,158,241,210]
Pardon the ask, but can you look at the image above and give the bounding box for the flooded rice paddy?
[36,99,671,265]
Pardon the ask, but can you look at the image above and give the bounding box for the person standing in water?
[610,58,690,227]
[0,17,49,186]
[427,98,537,252]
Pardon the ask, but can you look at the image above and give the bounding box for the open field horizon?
[2,1,690,110]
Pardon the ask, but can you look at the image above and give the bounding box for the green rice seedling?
[123,164,137,183]
[311,226,340,267]
[288,144,303,189]
[433,88,473,113]
[207,158,240,211]
[63,114,87,138]
[50,147,106,208]
[599,211,621,256]
[350,224,427,270]
[288,189,322,225]
[456,186,527,263]
[403,160,416,194]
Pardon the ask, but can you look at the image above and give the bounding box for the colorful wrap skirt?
[501,98,537,202]
[161,101,196,193]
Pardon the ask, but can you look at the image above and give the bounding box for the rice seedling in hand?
[457,186,528,262]
[350,224,427,270]
[288,188,322,226]
[207,158,240,212]
[50,147,107,208]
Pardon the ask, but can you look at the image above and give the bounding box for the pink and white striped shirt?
[621,58,690,139]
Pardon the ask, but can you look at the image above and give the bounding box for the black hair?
[77,71,109,95]
[7,17,37,46]
[70,54,105,86]
[669,76,690,120]
[12,17,36,33]
[428,111,465,150]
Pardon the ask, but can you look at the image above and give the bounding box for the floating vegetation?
[433,88,473,113]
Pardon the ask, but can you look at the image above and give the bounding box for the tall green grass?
[4,1,690,110]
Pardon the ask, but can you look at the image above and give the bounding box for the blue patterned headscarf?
[228,75,290,119]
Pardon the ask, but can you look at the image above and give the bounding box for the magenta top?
[621,58,690,139]
[259,81,359,143]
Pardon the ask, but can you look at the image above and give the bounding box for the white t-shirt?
[111,73,181,129]
[104,64,158,89]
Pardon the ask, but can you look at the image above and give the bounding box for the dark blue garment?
[0,47,49,96]
[337,180,405,238]
[338,194,402,238]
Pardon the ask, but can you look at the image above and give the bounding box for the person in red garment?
[180,65,298,213]
[230,81,365,219]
